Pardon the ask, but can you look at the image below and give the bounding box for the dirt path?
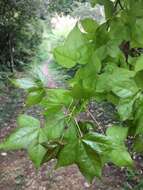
[0,64,142,190]
[0,151,125,190]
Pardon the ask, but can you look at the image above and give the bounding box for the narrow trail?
[0,62,126,190]
[41,62,57,88]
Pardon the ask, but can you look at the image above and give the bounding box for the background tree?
[0,0,43,72]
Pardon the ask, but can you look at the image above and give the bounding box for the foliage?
[46,0,88,15]
[1,0,143,183]
[71,1,104,22]
[0,0,43,72]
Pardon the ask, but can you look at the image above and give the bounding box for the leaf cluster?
[1,0,143,182]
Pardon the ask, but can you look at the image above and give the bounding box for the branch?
[74,118,83,138]
[87,110,101,130]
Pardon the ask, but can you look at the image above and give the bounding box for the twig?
[87,109,102,130]
[74,118,83,138]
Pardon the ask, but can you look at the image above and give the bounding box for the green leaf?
[96,73,111,93]
[26,89,45,106]
[104,0,114,19]
[106,126,133,167]
[70,62,98,99]
[133,135,143,153]
[134,100,143,135]
[106,126,128,142]
[91,52,101,73]
[129,1,143,17]
[54,46,76,68]
[54,25,94,68]
[70,82,94,99]
[112,80,138,98]
[28,143,47,168]
[109,148,133,168]
[77,140,102,182]
[107,92,119,105]
[58,133,107,181]
[96,67,136,94]
[134,55,143,72]
[80,18,98,34]
[134,71,143,89]
[117,97,135,121]
[64,120,78,143]
[0,115,45,150]
[109,18,130,42]
[44,112,65,140]
[106,40,121,58]
[17,114,40,128]
[82,132,112,156]
[131,19,143,46]
[57,140,78,167]
[41,89,72,115]
[27,127,48,168]
[95,23,109,49]
[111,67,135,79]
